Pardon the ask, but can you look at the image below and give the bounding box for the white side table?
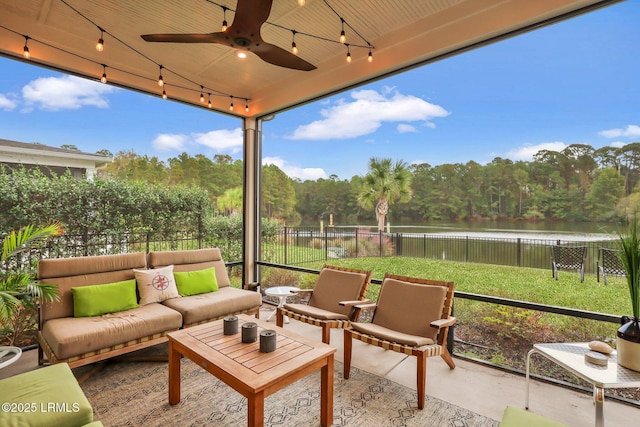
[265,286,300,323]
[0,346,22,369]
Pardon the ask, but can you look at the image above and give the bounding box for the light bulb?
[245,101,249,112]
[237,51,247,59]
[96,38,104,52]
[158,65,164,86]
[221,6,228,32]
[229,97,234,111]
[162,89,167,100]
[208,100,212,109]
[346,51,351,63]
[222,20,228,32]
[298,0,305,5]
[368,50,373,62]
[200,87,205,103]
[340,30,346,44]
[101,73,107,83]
[23,37,30,59]
[291,42,298,55]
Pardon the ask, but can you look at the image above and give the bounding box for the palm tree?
[0,223,63,322]
[357,158,412,231]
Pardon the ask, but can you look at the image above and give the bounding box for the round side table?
[265,286,300,323]
[0,346,22,369]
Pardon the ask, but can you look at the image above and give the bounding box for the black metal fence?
[269,226,619,273]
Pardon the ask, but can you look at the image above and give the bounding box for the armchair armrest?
[430,317,456,329]
[339,299,373,307]
[354,303,377,311]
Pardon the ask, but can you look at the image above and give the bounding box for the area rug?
[80,358,498,427]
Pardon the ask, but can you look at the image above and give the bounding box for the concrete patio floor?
[3,306,638,426]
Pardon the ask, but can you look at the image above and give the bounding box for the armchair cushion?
[308,268,369,317]
[351,321,435,346]
[373,278,447,341]
[282,303,350,321]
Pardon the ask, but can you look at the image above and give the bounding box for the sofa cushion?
[0,363,94,427]
[147,248,231,288]
[162,286,262,325]
[41,304,183,359]
[173,267,219,296]
[72,279,138,317]
[134,265,180,305]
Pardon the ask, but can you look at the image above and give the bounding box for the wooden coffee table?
[168,314,335,427]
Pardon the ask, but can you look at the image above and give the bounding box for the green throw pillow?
[72,279,139,317]
[173,267,219,296]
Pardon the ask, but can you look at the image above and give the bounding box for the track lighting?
[100,64,107,83]
[158,65,164,86]
[208,93,212,109]
[221,6,228,32]
[339,18,346,44]
[96,28,104,52]
[23,36,30,59]
[229,96,234,111]
[200,86,205,103]
[162,89,167,100]
[346,44,351,63]
[291,30,298,55]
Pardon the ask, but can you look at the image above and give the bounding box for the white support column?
[242,117,261,288]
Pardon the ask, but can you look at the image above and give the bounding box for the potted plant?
[0,223,62,346]
[616,215,640,371]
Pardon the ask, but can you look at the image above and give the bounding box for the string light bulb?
[297,0,306,5]
[199,86,205,103]
[100,64,107,83]
[157,65,164,86]
[245,100,249,112]
[23,36,30,59]
[162,89,167,100]
[339,18,346,44]
[368,47,373,63]
[221,6,228,32]
[291,30,298,55]
[229,96,234,111]
[208,93,212,109]
[96,28,104,52]
[346,44,351,63]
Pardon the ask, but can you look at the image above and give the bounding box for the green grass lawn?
[295,256,631,317]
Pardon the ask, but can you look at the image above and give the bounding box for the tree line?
[98,142,640,225]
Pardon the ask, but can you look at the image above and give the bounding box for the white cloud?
[152,134,188,151]
[611,141,626,148]
[289,89,449,140]
[397,124,417,133]
[22,75,116,111]
[263,156,327,180]
[506,142,567,161]
[599,124,640,139]
[0,94,17,111]
[192,128,243,153]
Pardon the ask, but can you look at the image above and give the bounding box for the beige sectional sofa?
[37,248,261,368]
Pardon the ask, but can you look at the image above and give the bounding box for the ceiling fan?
[141,0,316,71]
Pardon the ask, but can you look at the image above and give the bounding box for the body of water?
[349,220,620,242]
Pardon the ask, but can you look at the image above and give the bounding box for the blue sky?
[1,1,639,181]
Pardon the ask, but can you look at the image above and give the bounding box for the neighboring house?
[0,139,111,180]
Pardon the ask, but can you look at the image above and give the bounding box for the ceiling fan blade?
[141,33,224,43]
[252,43,317,71]
[229,0,273,35]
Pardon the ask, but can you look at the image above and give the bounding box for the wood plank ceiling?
[0,0,618,118]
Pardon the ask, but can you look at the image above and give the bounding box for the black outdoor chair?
[597,247,625,285]
[551,245,587,283]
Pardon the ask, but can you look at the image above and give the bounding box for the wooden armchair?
[276,264,372,344]
[343,273,455,410]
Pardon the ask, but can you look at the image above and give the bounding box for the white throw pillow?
[134,265,180,305]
